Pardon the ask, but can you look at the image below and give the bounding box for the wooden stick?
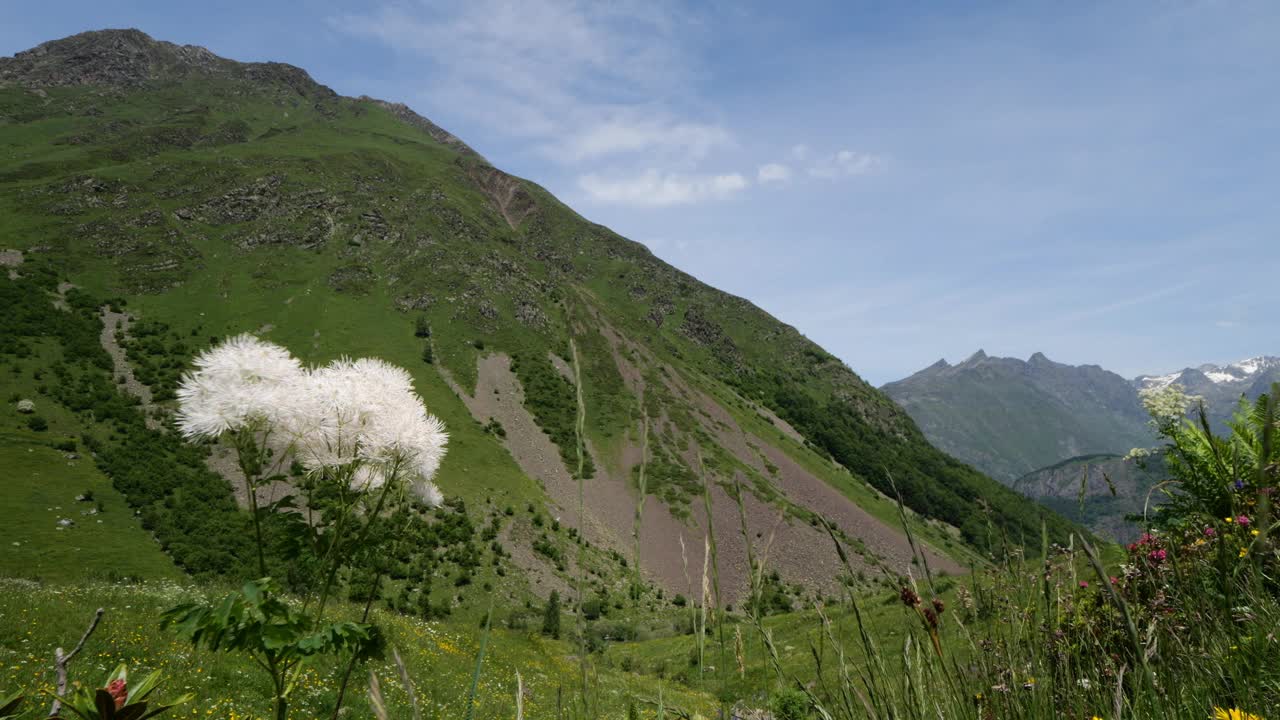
[49,607,104,718]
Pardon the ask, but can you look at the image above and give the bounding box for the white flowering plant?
[168,335,447,720]
[162,578,382,720]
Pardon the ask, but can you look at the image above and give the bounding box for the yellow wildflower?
[1251,529,1259,537]
[1225,517,1234,523]
[1212,708,1263,720]
[1239,547,1248,558]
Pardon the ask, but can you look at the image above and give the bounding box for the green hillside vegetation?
[0,29,1074,559]
[19,29,1255,720]
[1015,452,1171,543]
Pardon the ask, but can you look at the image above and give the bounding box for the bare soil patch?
[1,249,21,279]
[98,308,157,428]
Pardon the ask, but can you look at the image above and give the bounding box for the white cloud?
[790,144,810,160]
[757,163,792,184]
[333,0,727,164]
[578,170,748,207]
[808,150,884,179]
[557,117,731,162]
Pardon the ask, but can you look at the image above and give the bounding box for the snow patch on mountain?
[1135,356,1279,390]
[1135,371,1183,390]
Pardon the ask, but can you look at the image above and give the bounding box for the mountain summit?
[883,351,1153,482]
[1135,356,1280,392]
[0,29,479,157]
[887,349,1278,488]
[0,30,1080,602]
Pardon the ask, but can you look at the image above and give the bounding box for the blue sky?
[4,1,1278,385]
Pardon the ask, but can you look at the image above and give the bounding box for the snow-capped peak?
[1234,356,1275,376]
[1135,371,1182,391]
[1136,356,1279,389]
[1200,356,1280,385]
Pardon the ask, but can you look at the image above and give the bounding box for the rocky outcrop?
[360,97,481,158]
[459,159,538,230]
[0,28,335,101]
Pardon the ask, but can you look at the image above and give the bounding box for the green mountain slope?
[1012,452,1169,543]
[0,29,1076,606]
[883,351,1155,483]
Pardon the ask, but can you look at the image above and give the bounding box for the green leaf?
[0,690,23,718]
[94,689,116,720]
[241,580,262,606]
[114,703,148,720]
[261,623,299,650]
[136,694,194,720]
[126,670,162,704]
[48,692,94,720]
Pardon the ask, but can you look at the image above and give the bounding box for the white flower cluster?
[1139,383,1201,430]
[176,335,447,501]
[176,334,303,438]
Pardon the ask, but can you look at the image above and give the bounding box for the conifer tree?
[542,590,561,639]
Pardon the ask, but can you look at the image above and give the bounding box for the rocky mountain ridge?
[882,350,1153,482]
[0,28,479,157]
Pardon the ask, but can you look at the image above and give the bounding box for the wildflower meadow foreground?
[2,332,1275,719]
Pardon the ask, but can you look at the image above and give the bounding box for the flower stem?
[234,429,269,577]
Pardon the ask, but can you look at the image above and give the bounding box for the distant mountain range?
[882,351,1153,483]
[884,352,1278,539]
[1135,357,1280,422]
[883,352,1279,484]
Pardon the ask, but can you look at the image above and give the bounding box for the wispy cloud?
[807,150,884,179]
[578,170,748,207]
[1053,279,1201,325]
[333,0,729,163]
[555,117,731,162]
[757,163,792,184]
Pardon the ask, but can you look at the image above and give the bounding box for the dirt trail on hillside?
[98,308,160,429]
[97,306,295,509]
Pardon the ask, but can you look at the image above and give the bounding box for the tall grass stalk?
[696,449,726,710]
[463,599,493,720]
[569,337,593,718]
[632,415,650,601]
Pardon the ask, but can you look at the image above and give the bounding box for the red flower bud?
[106,679,127,710]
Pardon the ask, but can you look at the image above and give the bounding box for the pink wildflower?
[106,679,127,709]
[1237,515,1250,526]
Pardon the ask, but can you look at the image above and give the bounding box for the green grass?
[0,337,181,584]
[0,440,181,583]
[0,579,714,719]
